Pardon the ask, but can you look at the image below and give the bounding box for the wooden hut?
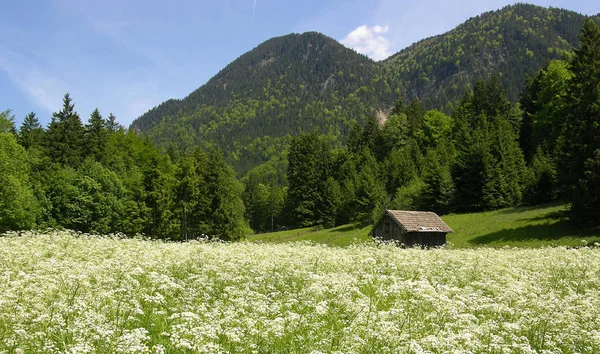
[371,210,453,247]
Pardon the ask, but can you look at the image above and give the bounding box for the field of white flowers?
[1,230,599,353]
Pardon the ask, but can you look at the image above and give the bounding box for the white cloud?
[341,24,392,61]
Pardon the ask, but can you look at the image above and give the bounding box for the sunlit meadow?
[1,230,599,353]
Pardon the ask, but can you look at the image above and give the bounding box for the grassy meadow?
[247,203,600,248]
[1,230,600,352]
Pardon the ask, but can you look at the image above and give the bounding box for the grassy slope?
[246,203,600,248]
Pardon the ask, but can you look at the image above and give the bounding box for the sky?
[1,0,598,127]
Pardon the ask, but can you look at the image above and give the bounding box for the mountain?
[382,3,592,108]
[132,4,598,174]
[132,32,393,172]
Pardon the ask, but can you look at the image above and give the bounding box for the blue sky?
[1,0,598,127]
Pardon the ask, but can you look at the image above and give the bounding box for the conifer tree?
[44,93,85,167]
[105,113,122,132]
[559,19,600,225]
[18,112,44,149]
[84,108,107,161]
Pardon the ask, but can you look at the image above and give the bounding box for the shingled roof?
[387,210,453,233]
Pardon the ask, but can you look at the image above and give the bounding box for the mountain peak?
[132,4,592,175]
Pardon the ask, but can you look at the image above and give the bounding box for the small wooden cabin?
[371,210,453,247]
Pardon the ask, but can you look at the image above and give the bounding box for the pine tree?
[44,93,85,167]
[287,133,332,227]
[559,19,600,225]
[18,112,44,149]
[105,113,122,132]
[84,108,107,161]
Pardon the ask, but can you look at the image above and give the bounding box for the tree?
[175,148,210,240]
[204,150,250,240]
[0,132,38,231]
[0,109,16,135]
[420,141,455,214]
[85,108,107,161]
[105,113,122,132]
[405,98,425,138]
[520,61,572,162]
[286,133,332,227]
[18,112,44,150]
[451,79,525,211]
[418,110,453,148]
[524,147,558,204]
[559,19,600,225]
[44,93,85,167]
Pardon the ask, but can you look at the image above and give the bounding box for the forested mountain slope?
[132,4,598,174]
[383,3,596,108]
[132,32,393,173]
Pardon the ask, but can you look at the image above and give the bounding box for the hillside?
[383,3,594,108]
[132,32,393,173]
[132,4,598,174]
[247,204,600,248]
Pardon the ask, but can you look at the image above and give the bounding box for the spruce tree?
[84,108,107,161]
[560,19,600,225]
[105,113,122,132]
[44,93,85,167]
[18,112,44,149]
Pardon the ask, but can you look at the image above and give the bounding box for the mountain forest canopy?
[133,4,599,175]
[1,4,600,238]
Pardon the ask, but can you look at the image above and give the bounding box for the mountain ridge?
[131,3,599,174]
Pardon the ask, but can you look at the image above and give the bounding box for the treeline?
[0,94,250,238]
[134,4,596,176]
[2,20,598,238]
[245,19,600,230]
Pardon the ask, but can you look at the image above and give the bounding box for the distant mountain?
[132,32,393,172]
[383,3,593,108]
[132,4,598,174]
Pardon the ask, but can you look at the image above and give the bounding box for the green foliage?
[559,19,600,225]
[286,133,333,227]
[418,110,453,148]
[392,178,426,211]
[0,109,16,134]
[520,60,572,161]
[384,4,592,108]
[524,147,558,204]
[18,112,44,150]
[452,78,525,211]
[132,5,595,174]
[44,93,86,167]
[420,143,455,214]
[0,133,37,231]
[84,108,108,161]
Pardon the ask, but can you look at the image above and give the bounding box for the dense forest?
[1,13,599,238]
[246,18,600,231]
[0,98,250,239]
[132,4,600,174]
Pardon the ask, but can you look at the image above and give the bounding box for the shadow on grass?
[495,201,566,215]
[331,224,361,233]
[517,210,565,223]
[470,221,600,245]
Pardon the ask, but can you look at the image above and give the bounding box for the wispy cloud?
[0,50,73,115]
[341,25,392,61]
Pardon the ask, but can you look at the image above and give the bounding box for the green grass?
[245,224,373,246]
[445,203,600,248]
[247,203,600,248]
